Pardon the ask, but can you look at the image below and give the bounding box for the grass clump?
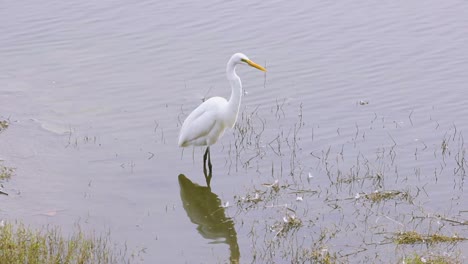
[395,231,424,244]
[294,248,336,264]
[309,249,336,264]
[428,233,466,243]
[271,213,302,238]
[0,222,128,264]
[364,190,411,203]
[403,253,460,264]
[0,120,8,132]
[0,164,14,180]
[394,231,466,245]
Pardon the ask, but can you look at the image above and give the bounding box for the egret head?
[231,53,267,72]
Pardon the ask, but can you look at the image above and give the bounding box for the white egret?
[178,53,266,185]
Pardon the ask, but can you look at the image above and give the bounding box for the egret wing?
[179,108,217,147]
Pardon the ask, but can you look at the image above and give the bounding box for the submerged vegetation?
[0,222,129,264]
[2,93,467,263]
[212,101,468,263]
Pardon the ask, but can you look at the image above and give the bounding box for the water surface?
[1,0,467,263]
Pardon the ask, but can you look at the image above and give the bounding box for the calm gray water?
[1,0,467,263]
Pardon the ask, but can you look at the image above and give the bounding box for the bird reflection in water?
[178,174,240,263]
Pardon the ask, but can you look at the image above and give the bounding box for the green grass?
[0,222,129,264]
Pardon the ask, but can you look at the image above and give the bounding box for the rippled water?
[1,0,467,263]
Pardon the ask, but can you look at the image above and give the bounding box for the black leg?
[203,147,212,187]
[207,146,212,172]
[203,147,209,177]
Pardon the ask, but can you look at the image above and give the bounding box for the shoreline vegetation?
[0,222,129,264]
[0,119,130,264]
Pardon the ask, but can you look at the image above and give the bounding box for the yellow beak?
[246,60,267,72]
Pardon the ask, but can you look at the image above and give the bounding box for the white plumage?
[178,53,266,148]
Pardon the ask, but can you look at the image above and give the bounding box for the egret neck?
[226,57,242,128]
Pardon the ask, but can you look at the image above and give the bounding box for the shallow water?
[1,0,467,263]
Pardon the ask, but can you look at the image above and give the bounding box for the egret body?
[178,53,266,185]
